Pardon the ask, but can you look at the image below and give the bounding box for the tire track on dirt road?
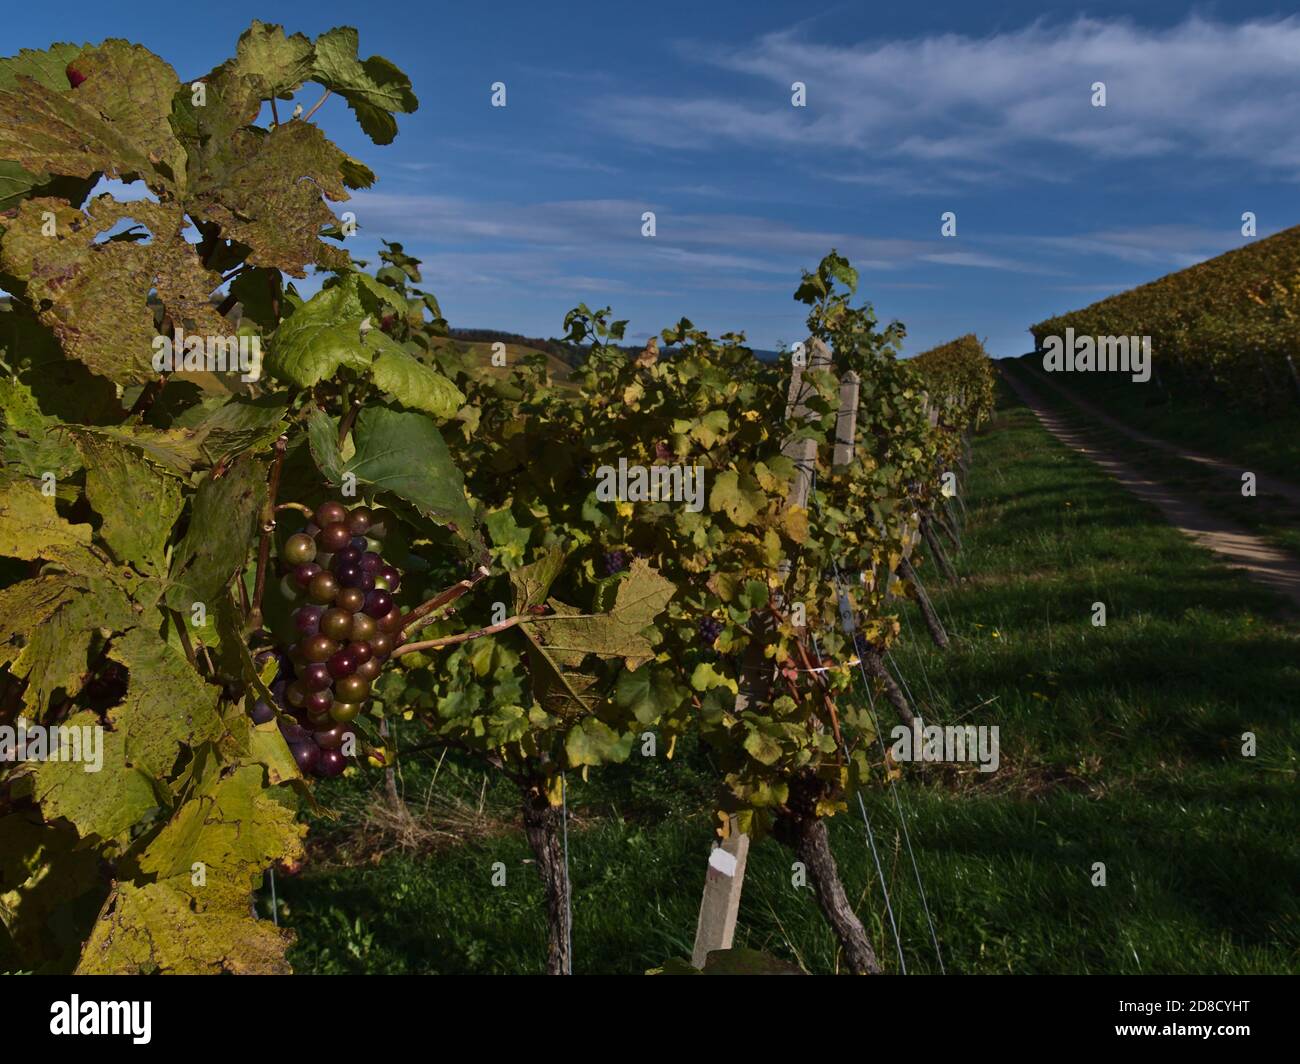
[999,363,1300,610]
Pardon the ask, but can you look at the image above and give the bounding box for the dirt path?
[1006,361,1300,506]
[1000,364,1300,609]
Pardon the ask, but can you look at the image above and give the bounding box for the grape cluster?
[601,549,631,577]
[249,500,404,778]
[698,616,723,648]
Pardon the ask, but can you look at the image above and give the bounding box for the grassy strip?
[278,384,1299,974]
[1003,357,1300,558]
[1008,352,1300,484]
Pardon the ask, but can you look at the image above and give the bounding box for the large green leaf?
[309,27,418,145]
[614,664,689,726]
[564,716,633,768]
[75,432,183,576]
[165,454,265,615]
[266,276,381,387]
[343,405,476,535]
[76,879,294,975]
[25,711,159,842]
[370,344,464,418]
[107,627,223,779]
[530,559,675,669]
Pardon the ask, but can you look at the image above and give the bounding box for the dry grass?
[309,764,511,867]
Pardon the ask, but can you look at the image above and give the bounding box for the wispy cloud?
[348,191,1036,286]
[592,15,1300,180]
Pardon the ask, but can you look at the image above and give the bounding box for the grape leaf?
[508,546,566,610]
[186,122,360,277]
[370,343,465,418]
[0,43,88,92]
[530,559,675,669]
[0,196,229,384]
[265,276,382,386]
[165,454,265,615]
[106,627,223,779]
[24,711,158,841]
[343,405,477,536]
[709,469,767,527]
[564,716,633,767]
[0,474,94,562]
[75,879,294,975]
[137,762,305,898]
[228,21,314,98]
[0,376,82,478]
[309,27,418,145]
[306,408,345,483]
[614,664,689,726]
[8,574,134,717]
[75,433,183,576]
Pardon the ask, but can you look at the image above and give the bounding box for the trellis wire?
[561,771,573,975]
[809,457,947,974]
[829,553,947,974]
[806,622,907,974]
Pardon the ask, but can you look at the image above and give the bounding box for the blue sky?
[9,1,1300,357]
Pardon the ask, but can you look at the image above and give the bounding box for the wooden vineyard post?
[690,338,831,967]
[690,816,751,969]
[833,370,860,468]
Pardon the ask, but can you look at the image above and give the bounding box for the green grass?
[276,383,1300,975]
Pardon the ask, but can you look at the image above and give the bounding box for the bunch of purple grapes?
[249,500,404,778]
[601,549,631,577]
[698,616,723,649]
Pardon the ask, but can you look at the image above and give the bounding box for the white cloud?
[594,15,1300,178]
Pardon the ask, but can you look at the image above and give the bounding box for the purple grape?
[378,565,401,592]
[294,605,324,636]
[293,562,321,590]
[250,699,275,724]
[305,688,333,714]
[363,589,394,618]
[302,662,332,691]
[327,650,358,679]
[333,546,362,568]
[316,748,346,778]
[349,535,367,551]
[360,551,383,574]
[290,739,320,774]
[602,550,630,577]
[336,563,364,588]
[698,617,723,647]
[279,718,309,744]
[357,570,375,592]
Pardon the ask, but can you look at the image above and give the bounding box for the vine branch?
[399,564,492,638]
[302,89,331,122]
[250,434,289,631]
[392,613,530,658]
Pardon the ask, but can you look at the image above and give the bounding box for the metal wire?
[809,461,946,974]
[831,556,947,974]
[807,624,907,974]
[561,771,573,975]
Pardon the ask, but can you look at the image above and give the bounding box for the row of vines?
[1029,225,1300,411]
[0,22,993,975]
